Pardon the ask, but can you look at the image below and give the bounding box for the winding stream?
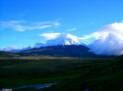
[0,83,56,91]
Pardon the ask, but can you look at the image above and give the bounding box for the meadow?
[0,56,123,91]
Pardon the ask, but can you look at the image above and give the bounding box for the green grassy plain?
[0,56,123,91]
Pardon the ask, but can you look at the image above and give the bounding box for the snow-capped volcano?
[38,22,123,56]
[40,33,81,46]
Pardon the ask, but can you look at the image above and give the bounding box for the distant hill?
[0,51,19,57]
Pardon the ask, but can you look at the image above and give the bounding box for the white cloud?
[40,32,81,46]
[0,20,60,32]
[40,32,61,40]
[81,21,123,55]
[0,20,25,32]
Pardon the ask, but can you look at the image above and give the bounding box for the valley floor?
[0,56,123,91]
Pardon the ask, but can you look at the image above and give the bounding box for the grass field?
[0,56,123,91]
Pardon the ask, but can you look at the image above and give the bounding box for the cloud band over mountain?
[86,22,123,55]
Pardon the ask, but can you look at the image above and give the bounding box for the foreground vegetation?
[0,56,123,91]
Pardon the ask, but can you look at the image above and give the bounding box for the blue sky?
[0,0,123,49]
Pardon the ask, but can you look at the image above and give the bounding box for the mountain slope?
[19,45,95,57]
